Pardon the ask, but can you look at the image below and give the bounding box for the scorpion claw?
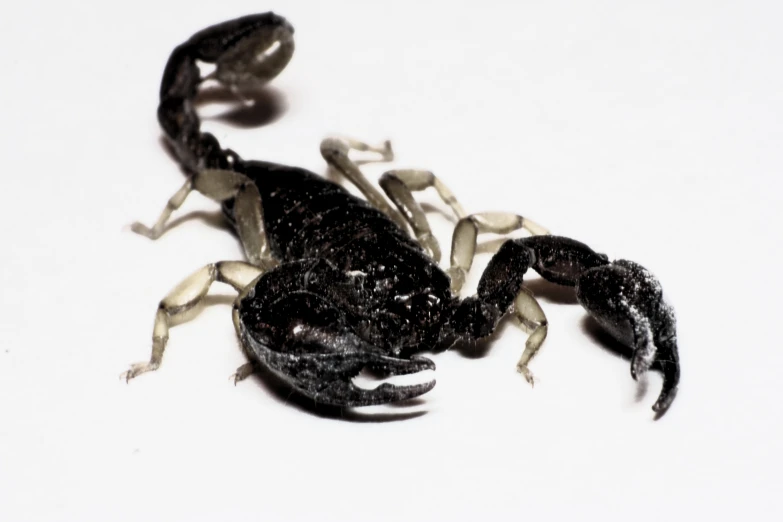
[312,353,437,407]
[317,379,436,408]
[576,260,681,415]
[630,335,656,381]
[368,354,436,375]
[651,354,680,414]
[242,324,437,407]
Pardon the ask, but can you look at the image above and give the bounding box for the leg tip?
[516,364,536,387]
[129,222,159,240]
[381,140,394,161]
[447,267,466,295]
[121,361,159,383]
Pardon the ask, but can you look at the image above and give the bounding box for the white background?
[1,1,781,520]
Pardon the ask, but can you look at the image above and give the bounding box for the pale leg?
[131,179,194,239]
[379,169,466,263]
[131,169,276,269]
[123,261,263,381]
[448,212,550,293]
[513,287,549,386]
[320,137,408,230]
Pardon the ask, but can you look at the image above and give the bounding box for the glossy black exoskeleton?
[124,13,680,415]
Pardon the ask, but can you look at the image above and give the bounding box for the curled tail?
[157,13,295,172]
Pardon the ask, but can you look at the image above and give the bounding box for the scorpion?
[123,13,680,414]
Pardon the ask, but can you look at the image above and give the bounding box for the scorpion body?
[228,163,456,405]
[125,13,680,414]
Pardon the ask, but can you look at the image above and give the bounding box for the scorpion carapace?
[124,13,681,415]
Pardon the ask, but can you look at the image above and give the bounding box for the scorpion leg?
[448,212,550,294]
[131,169,276,269]
[230,362,256,384]
[320,137,408,230]
[513,287,549,385]
[379,169,466,263]
[130,179,194,240]
[123,261,264,382]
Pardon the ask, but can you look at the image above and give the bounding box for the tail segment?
[157,13,295,172]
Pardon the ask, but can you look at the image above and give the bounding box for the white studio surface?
[0,1,781,521]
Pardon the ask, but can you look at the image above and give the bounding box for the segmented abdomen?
[235,161,424,271]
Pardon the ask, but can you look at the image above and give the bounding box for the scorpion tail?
[158,13,295,172]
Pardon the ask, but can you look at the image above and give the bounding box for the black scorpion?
[123,13,680,414]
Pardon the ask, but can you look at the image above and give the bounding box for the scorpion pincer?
[124,13,680,415]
